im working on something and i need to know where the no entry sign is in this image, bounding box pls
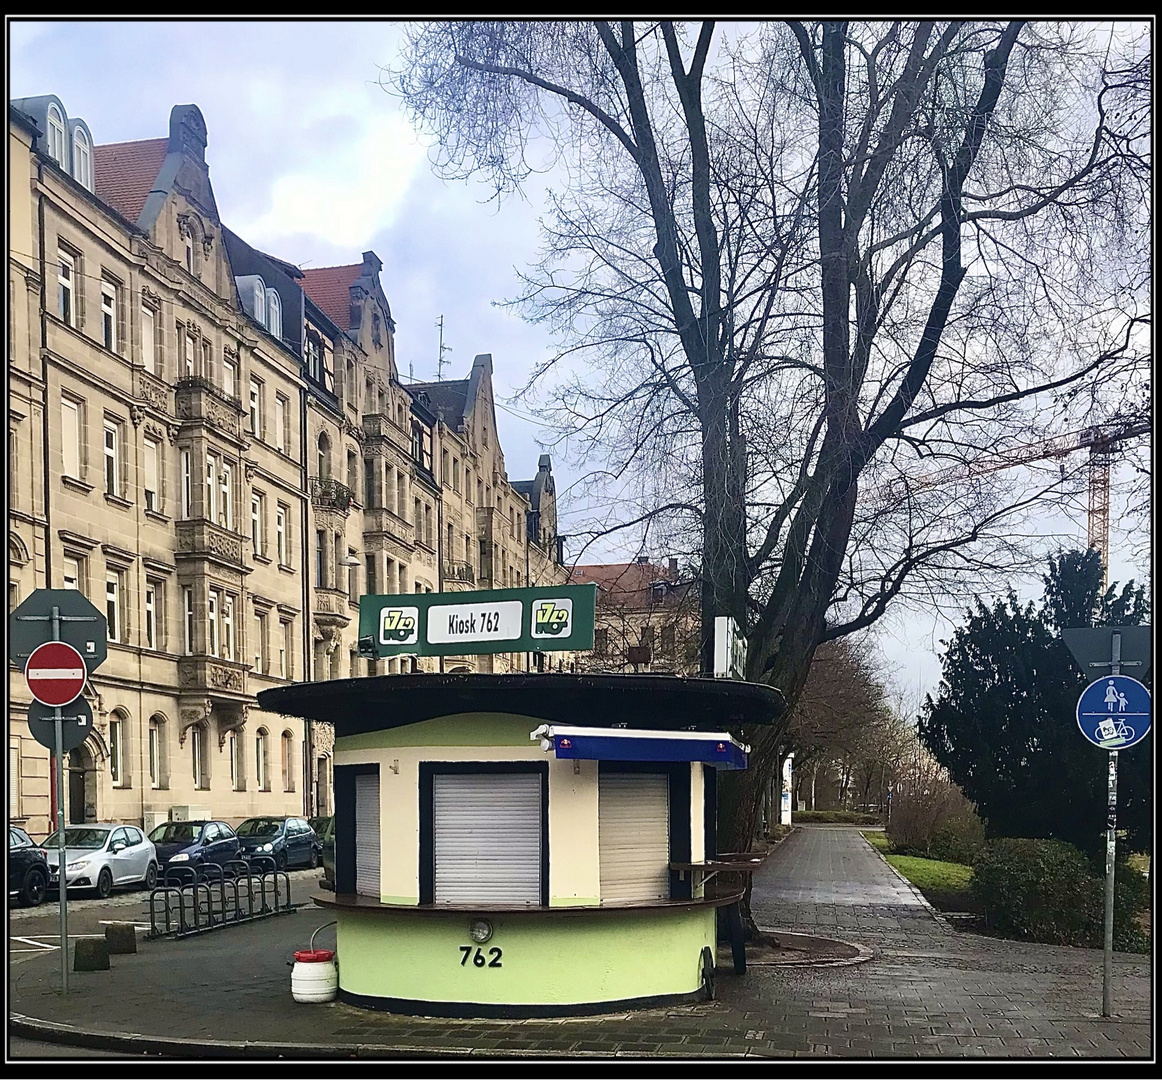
[25,640,87,707]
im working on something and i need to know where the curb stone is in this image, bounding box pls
[858,832,953,932]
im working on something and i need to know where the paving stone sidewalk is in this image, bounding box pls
[8,826,1152,1059]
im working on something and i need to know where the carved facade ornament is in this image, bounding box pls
[141,284,162,305]
[208,663,244,692]
[130,405,145,428]
[177,214,193,240]
[215,705,248,749]
[178,699,213,745]
[136,372,170,413]
[223,344,238,362]
[202,233,214,258]
[167,423,180,445]
[243,458,258,481]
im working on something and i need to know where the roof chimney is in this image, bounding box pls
[636,555,650,565]
[668,557,678,579]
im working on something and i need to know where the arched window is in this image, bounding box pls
[266,288,282,339]
[281,730,295,792]
[191,723,209,788]
[317,431,331,480]
[253,278,266,323]
[148,714,167,789]
[73,127,92,190]
[108,710,128,787]
[255,728,270,792]
[46,104,67,168]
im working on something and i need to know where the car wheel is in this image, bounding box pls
[21,867,48,907]
[275,850,287,871]
[144,862,158,890]
[308,847,320,870]
[95,867,114,900]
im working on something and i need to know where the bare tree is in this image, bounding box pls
[389,21,1151,851]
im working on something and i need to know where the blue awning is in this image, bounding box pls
[530,725,749,770]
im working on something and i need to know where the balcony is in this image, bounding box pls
[362,506,414,547]
[444,562,476,585]
[310,476,355,515]
[177,655,248,699]
[312,586,352,629]
[175,518,249,570]
[175,376,243,438]
[134,369,172,414]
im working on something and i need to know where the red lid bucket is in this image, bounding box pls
[294,949,335,963]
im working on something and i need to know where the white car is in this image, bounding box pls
[43,824,159,898]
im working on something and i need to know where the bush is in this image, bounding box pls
[971,838,1150,950]
[792,810,881,825]
[887,779,980,859]
[928,812,987,865]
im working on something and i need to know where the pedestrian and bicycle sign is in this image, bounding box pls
[1076,674,1151,750]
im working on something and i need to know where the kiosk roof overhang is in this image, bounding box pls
[532,724,750,770]
[257,673,785,736]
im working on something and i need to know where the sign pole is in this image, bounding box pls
[51,604,69,996]
[1101,632,1122,1018]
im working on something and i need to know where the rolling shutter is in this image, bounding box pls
[600,772,670,903]
[433,772,542,905]
[354,771,380,898]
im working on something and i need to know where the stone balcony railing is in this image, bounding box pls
[178,655,248,698]
[309,476,355,515]
[175,375,244,438]
[134,369,172,414]
[175,518,247,567]
[361,506,414,547]
[443,561,476,585]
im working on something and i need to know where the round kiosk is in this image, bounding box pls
[257,673,783,1018]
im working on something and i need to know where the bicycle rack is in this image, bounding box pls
[148,857,297,940]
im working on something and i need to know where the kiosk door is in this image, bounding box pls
[432,772,542,904]
[599,772,670,902]
[354,771,380,897]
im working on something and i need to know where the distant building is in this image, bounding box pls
[7,96,568,837]
[568,558,699,675]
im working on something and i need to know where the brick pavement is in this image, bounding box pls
[8,825,1152,1059]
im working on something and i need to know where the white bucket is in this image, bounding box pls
[291,949,338,1003]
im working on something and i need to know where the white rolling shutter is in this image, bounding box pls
[599,773,670,903]
[433,772,542,905]
[354,771,380,898]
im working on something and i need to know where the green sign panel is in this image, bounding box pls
[358,584,596,659]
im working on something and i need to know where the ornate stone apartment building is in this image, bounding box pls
[7,96,568,837]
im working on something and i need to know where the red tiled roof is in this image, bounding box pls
[569,562,671,593]
[301,264,361,331]
[93,138,168,224]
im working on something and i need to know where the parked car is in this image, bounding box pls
[307,815,330,836]
[42,824,158,898]
[10,826,50,907]
[235,816,320,870]
[314,816,335,890]
[148,820,240,874]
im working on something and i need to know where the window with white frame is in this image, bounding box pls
[106,570,122,642]
[191,724,206,788]
[73,126,93,190]
[266,289,282,339]
[249,377,262,437]
[282,731,294,792]
[109,715,124,785]
[183,586,194,654]
[223,354,237,400]
[63,555,81,592]
[255,729,269,791]
[144,580,158,650]
[205,451,218,520]
[207,589,219,657]
[254,278,265,320]
[275,395,289,453]
[276,504,288,565]
[184,328,197,377]
[230,732,244,791]
[218,459,233,528]
[185,234,195,275]
[348,549,359,603]
[254,610,267,674]
[222,593,234,661]
[141,304,156,374]
[180,449,192,518]
[148,717,163,788]
[47,104,67,167]
[101,279,118,352]
[279,620,291,679]
[144,436,161,512]
[58,250,76,326]
[251,492,264,556]
[103,420,120,496]
[201,339,213,382]
[61,397,81,478]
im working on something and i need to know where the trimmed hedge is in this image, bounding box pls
[792,810,882,825]
[971,838,1149,951]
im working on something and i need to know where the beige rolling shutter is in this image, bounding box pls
[599,773,670,903]
[433,772,542,905]
[354,771,380,898]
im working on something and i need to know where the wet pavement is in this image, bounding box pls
[7,826,1153,1059]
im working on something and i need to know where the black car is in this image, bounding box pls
[9,826,50,907]
[314,816,335,890]
[148,820,241,874]
[235,816,320,870]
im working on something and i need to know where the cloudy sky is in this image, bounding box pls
[9,18,1146,705]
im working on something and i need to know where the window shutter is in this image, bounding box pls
[432,773,542,905]
[354,772,380,898]
[599,773,670,903]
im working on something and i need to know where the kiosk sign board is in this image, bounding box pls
[359,584,596,659]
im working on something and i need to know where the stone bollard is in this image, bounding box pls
[105,922,137,954]
[74,937,110,971]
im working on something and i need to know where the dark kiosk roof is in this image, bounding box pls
[257,674,785,737]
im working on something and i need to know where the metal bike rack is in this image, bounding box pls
[148,857,297,940]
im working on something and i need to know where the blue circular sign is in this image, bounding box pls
[1076,675,1151,750]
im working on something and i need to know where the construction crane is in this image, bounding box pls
[888,420,1150,589]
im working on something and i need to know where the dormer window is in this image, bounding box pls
[73,127,92,191]
[253,277,266,317]
[266,289,282,340]
[47,104,67,168]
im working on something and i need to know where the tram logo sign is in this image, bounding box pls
[378,606,419,646]
[532,599,572,638]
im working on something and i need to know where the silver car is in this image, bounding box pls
[43,824,159,898]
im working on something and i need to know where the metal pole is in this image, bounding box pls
[51,604,68,995]
[1102,632,1122,1018]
